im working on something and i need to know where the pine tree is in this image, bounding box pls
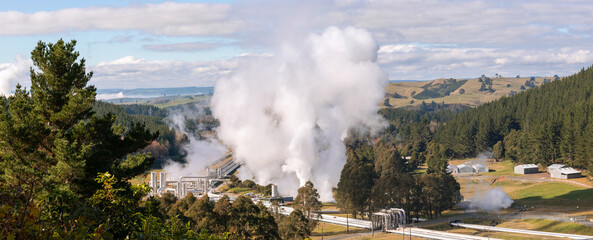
[492,140,504,160]
[0,39,157,237]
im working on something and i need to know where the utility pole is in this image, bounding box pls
[347,212,349,233]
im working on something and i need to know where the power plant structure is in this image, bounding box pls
[371,208,406,231]
[149,152,241,198]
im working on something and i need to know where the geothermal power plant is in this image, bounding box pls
[149,152,240,199]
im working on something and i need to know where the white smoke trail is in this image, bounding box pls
[211,26,387,201]
[0,55,31,96]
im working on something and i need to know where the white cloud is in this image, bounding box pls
[96,92,124,100]
[377,43,593,79]
[90,56,241,89]
[336,0,593,47]
[5,0,593,86]
[0,55,31,96]
[143,42,217,52]
[0,2,243,36]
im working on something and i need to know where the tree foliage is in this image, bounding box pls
[293,180,322,235]
[336,137,461,221]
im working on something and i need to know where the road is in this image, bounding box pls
[275,206,503,240]
[451,222,593,240]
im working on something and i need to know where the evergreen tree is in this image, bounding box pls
[492,140,504,161]
[335,140,375,218]
[0,39,156,237]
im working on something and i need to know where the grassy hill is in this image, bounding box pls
[384,76,556,108]
[106,94,211,108]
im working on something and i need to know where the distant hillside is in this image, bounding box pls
[384,76,558,108]
[97,86,213,98]
[434,66,593,170]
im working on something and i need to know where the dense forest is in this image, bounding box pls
[412,78,468,100]
[435,65,593,171]
[335,138,461,222]
[93,101,182,167]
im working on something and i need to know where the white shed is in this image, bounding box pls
[550,167,581,179]
[514,164,539,174]
[472,163,489,173]
[447,164,458,174]
[547,164,565,173]
[457,163,475,173]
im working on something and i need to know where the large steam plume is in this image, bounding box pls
[211,27,387,201]
[0,55,30,96]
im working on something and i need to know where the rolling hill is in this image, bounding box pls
[384,76,557,108]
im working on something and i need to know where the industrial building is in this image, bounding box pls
[547,164,565,173]
[457,163,475,173]
[447,164,458,174]
[472,163,488,173]
[149,153,241,198]
[514,164,539,174]
[549,166,582,179]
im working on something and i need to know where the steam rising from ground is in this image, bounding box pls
[464,151,513,212]
[469,188,514,212]
[0,55,30,96]
[211,27,387,201]
[163,105,227,180]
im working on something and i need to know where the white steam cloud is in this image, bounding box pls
[96,92,125,100]
[464,151,513,212]
[163,105,227,180]
[469,187,514,212]
[0,55,31,96]
[211,26,387,201]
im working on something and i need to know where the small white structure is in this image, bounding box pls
[472,163,489,173]
[457,163,475,173]
[271,184,279,197]
[550,167,581,179]
[447,164,459,174]
[547,164,565,174]
[514,164,539,174]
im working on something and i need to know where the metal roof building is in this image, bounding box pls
[547,164,565,173]
[550,167,581,179]
[514,164,539,174]
[472,163,489,173]
[447,164,458,174]
[457,163,475,173]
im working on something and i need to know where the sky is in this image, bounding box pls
[1,0,593,90]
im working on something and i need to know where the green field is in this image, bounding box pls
[122,94,210,108]
[502,182,593,207]
[482,161,516,176]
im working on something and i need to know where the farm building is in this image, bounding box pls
[457,163,475,173]
[472,163,489,173]
[547,164,565,173]
[514,164,539,174]
[550,167,581,179]
[447,164,458,174]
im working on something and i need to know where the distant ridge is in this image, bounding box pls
[97,86,213,96]
[389,80,425,83]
